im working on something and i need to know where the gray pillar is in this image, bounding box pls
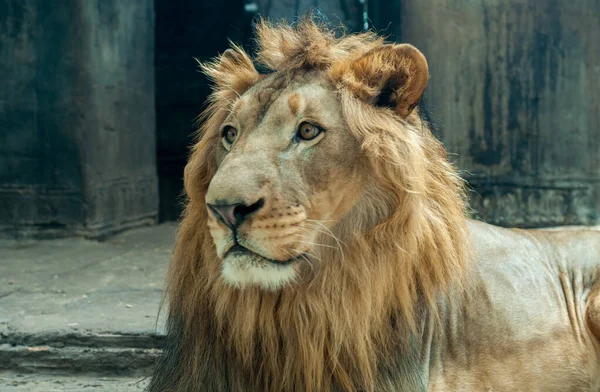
[374,0,600,227]
[0,0,158,239]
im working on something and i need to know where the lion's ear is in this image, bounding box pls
[331,44,428,118]
[200,45,260,96]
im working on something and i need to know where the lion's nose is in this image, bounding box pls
[207,198,265,230]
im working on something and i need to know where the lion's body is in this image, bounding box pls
[148,19,600,392]
[429,221,600,391]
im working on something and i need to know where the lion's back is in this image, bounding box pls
[469,219,600,282]
[438,220,600,391]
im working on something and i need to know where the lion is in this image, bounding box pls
[148,19,600,392]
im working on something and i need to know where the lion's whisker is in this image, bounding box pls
[299,248,323,262]
[291,235,338,250]
[284,249,317,274]
[297,240,337,250]
[298,253,317,274]
[304,221,347,266]
[305,219,347,246]
[295,229,344,261]
[305,224,342,242]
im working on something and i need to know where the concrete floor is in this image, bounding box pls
[0,223,177,389]
[0,373,149,391]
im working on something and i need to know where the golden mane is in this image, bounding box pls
[150,18,471,392]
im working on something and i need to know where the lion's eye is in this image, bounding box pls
[222,126,237,145]
[297,122,322,141]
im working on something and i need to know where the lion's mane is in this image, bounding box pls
[149,19,471,392]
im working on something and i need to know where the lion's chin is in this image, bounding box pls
[221,251,298,291]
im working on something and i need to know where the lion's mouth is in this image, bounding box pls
[226,244,301,266]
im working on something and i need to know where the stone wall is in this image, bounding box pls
[0,0,157,238]
[373,0,600,227]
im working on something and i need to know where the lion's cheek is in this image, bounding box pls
[307,180,362,224]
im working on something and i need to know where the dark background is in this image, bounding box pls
[1,0,599,239]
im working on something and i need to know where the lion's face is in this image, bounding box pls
[205,71,365,289]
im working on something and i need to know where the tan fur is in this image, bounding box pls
[331,43,429,117]
[287,92,301,116]
[149,18,600,392]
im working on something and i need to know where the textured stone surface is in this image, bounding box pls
[0,0,158,239]
[0,374,149,391]
[373,0,600,228]
[0,223,174,375]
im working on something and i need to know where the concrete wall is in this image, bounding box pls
[0,0,158,238]
[374,0,600,227]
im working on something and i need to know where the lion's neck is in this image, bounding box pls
[152,231,468,392]
[166,282,438,392]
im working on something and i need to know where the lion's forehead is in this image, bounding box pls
[232,71,338,128]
